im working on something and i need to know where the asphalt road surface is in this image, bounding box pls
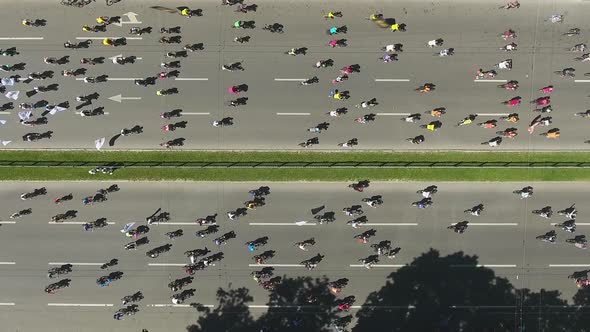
[0,0,589,151]
[0,181,588,331]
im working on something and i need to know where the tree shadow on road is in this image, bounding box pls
[353,248,587,332]
[185,249,590,332]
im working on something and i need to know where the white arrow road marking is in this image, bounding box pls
[374,79,410,82]
[109,94,141,103]
[48,262,104,266]
[112,12,142,27]
[174,78,209,81]
[249,222,317,226]
[473,79,507,83]
[276,113,310,115]
[76,37,143,40]
[248,264,305,267]
[376,113,410,116]
[109,54,142,61]
[48,303,113,307]
[0,37,43,40]
[274,78,306,81]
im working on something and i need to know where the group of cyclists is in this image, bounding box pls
[12,179,590,331]
[17,2,580,150]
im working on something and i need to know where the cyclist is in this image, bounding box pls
[457,114,477,126]
[505,113,519,123]
[324,11,342,19]
[542,128,560,139]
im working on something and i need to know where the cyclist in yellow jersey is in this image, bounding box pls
[545,130,560,139]
[97,17,105,24]
[390,23,399,31]
[333,92,341,100]
[181,8,189,16]
[426,124,435,131]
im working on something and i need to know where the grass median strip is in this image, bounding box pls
[0,167,589,181]
[2,151,590,164]
[2,151,590,181]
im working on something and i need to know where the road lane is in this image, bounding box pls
[0,0,589,150]
[0,181,588,330]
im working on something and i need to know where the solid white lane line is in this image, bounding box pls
[276,113,311,115]
[0,303,15,306]
[48,262,103,266]
[0,221,16,224]
[476,113,509,116]
[148,303,369,310]
[76,37,143,40]
[365,223,418,226]
[550,223,590,226]
[183,113,210,115]
[75,78,140,81]
[451,264,517,268]
[148,263,186,267]
[249,222,317,226]
[549,264,590,267]
[349,264,404,268]
[374,79,410,82]
[0,262,15,265]
[0,37,43,40]
[175,78,208,81]
[48,303,113,307]
[376,113,410,116]
[274,78,306,81]
[473,79,507,83]
[0,111,11,115]
[477,264,517,267]
[75,112,110,115]
[148,304,214,308]
[47,222,116,225]
[574,80,590,83]
[450,223,518,226]
[147,263,216,267]
[248,264,304,267]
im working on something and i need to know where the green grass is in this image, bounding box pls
[1,151,589,181]
[0,167,588,182]
[1,151,590,163]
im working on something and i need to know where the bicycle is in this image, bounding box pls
[61,0,94,7]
